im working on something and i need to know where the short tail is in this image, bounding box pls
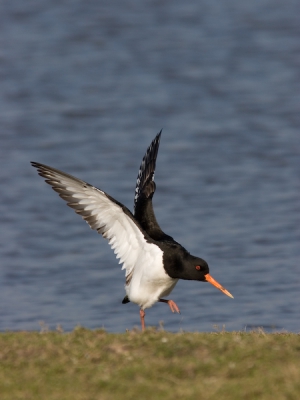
[133,130,162,214]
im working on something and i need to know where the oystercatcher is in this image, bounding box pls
[31,131,233,331]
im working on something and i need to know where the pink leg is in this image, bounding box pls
[140,309,146,331]
[159,299,180,314]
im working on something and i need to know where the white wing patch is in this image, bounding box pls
[31,162,159,280]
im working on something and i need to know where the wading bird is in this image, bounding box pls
[31,131,233,330]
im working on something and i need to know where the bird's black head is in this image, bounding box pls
[184,255,210,281]
[182,254,234,298]
[163,249,209,281]
[162,244,233,298]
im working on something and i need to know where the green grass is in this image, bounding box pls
[0,327,299,400]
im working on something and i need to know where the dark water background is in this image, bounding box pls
[1,0,299,333]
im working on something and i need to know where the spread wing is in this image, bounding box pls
[31,162,160,279]
[133,131,172,241]
[133,130,161,214]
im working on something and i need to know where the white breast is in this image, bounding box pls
[125,244,178,310]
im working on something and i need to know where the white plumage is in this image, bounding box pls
[32,163,178,310]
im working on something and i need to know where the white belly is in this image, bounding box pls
[125,248,178,310]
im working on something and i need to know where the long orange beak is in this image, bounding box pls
[205,274,234,298]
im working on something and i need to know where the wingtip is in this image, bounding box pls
[31,161,39,169]
[31,161,42,168]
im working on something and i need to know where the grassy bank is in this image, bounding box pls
[0,328,299,400]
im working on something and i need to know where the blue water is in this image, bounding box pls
[1,0,299,333]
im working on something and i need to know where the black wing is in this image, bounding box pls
[134,131,173,241]
[133,130,161,213]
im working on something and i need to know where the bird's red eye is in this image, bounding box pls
[195,265,201,271]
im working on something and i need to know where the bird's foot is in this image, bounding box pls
[140,309,146,331]
[159,299,180,314]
